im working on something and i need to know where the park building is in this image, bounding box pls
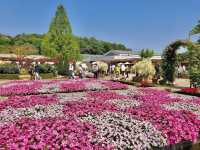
[82,50,162,65]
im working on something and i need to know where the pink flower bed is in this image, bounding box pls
[0,82,200,149]
[0,118,100,149]
[0,94,58,111]
[0,79,128,96]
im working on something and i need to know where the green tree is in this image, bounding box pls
[14,33,44,55]
[42,4,80,71]
[190,20,200,36]
[77,36,128,55]
[140,49,154,59]
[187,43,200,87]
[0,34,12,45]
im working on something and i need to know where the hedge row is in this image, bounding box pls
[0,64,19,74]
[0,73,55,80]
[0,74,19,80]
[40,73,55,79]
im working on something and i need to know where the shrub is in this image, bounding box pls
[0,64,19,74]
[40,73,55,79]
[20,68,28,75]
[181,87,199,94]
[131,59,155,80]
[190,71,200,88]
[140,49,154,58]
[56,63,68,75]
[0,74,19,80]
[39,64,56,74]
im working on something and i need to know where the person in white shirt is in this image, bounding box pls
[120,63,126,77]
[92,63,99,79]
[111,64,115,74]
[68,63,75,79]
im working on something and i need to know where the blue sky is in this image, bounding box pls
[0,0,199,52]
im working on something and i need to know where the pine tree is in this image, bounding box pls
[42,4,80,65]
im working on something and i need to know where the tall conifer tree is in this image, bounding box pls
[42,5,80,65]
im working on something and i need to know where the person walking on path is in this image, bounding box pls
[34,62,41,80]
[114,64,120,79]
[120,63,126,77]
[92,62,99,79]
[28,65,34,80]
[125,65,130,79]
[78,65,84,79]
[68,63,75,79]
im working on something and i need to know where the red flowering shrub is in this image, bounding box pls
[181,88,199,94]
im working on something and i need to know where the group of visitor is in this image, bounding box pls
[177,65,186,78]
[110,63,130,79]
[68,63,86,79]
[29,62,41,80]
[27,61,133,80]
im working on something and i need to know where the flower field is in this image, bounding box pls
[0,79,200,149]
[0,79,127,96]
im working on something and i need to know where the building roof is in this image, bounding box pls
[82,54,162,63]
[104,50,133,56]
[133,50,162,56]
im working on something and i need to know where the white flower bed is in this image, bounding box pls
[163,102,200,118]
[38,84,60,93]
[168,93,196,101]
[0,104,64,125]
[58,92,86,103]
[108,99,140,109]
[85,81,107,90]
[79,112,167,149]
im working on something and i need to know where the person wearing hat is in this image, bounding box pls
[92,62,99,79]
[28,64,34,80]
[68,63,75,79]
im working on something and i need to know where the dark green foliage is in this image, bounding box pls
[189,71,200,88]
[40,73,55,79]
[14,33,44,55]
[0,33,128,55]
[187,43,200,87]
[162,40,200,87]
[190,20,200,36]
[0,64,20,74]
[77,37,128,55]
[176,51,189,63]
[0,34,13,45]
[0,33,43,55]
[56,62,68,75]
[0,74,19,80]
[139,49,154,59]
[161,40,189,83]
[38,64,56,74]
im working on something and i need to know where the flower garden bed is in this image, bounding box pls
[0,79,128,96]
[0,80,200,149]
